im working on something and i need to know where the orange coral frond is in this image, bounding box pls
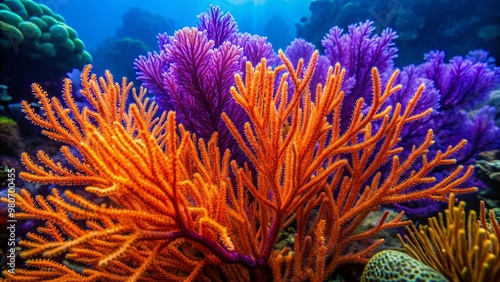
[5,65,246,281]
[4,45,478,282]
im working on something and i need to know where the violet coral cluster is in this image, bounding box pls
[140,7,500,218]
[136,7,500,219]
[135,5,277,161]
[391,50,500,217]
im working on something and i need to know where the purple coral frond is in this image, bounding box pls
[163,27,216,138]
[159,27,247,154]
[198,5,238,47]
[285,38,315,68]
[465,49,497,67]
[418,50,500,110]
[165,27,214,101]
[134,52,169,99]
[391,65,441,113]
[236,33,278,67]
[321,20,398,134]
[322,20,398,100]
[465,106,500,156]
[157,32,173,52]
[210,42,243,110]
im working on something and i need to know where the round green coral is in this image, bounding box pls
[20,0,42,17]
[40,14,57,26]
[29,16,48,31]
[0,9,23,26]
[40,42,55,57]
[0,4,11,11]
[0,21,23,47]
[59,38,75,53]
[1,0,91,104]
[1,0,89,59]
[49,24,68,42]
[360,250,448,282]
[4,0,27,19]
[18,20,41,39]
[73,38,85,53]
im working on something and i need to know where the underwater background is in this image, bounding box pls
[1,0,500,281]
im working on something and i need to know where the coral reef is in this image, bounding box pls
[390,49,500,218]
[475,153,500,212]
[290,20,500,219]
[136,6,500,219]
[92,37,149,86]
[115,7,175,51]
[1,45,476,280]
[1,3,499,281]
[476,159,500,184]
[135,6,277,162]
[0,0,91,103]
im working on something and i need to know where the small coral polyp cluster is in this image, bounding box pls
[1,4,499,282]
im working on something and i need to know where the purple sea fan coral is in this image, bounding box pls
[415,50,500,160]
[392,50,500,218]
[387,65,441,154]
[315,21,499,218]
[235,32,279,67]
[135,5,278,158]
[161,28,243,143]
[419,50,500,111]
[197,5,238,46]
[321,21,398,131]
[322,21,398,98]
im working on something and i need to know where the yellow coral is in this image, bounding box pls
[398,194,500,282]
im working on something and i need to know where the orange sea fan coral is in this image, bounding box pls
[2,50,476,281]
[5,66,247,281]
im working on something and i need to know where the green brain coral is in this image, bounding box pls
[360,250,448,282]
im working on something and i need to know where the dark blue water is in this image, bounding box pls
[54,0,309,51]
